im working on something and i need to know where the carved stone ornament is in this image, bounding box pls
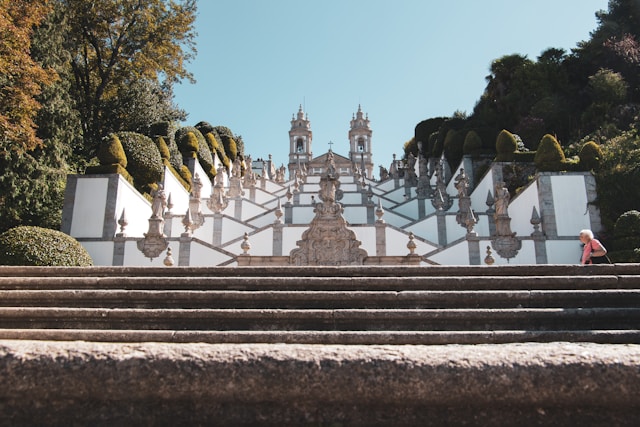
[290,161,367,266]
[207,172,229,214]
[137,217,169,260]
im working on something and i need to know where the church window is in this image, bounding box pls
[296,139,304,152]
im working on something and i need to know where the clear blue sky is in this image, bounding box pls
[173,0,608,174]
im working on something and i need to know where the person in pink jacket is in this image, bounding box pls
[579,229,609,264]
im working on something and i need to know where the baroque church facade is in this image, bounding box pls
[61,106,603,267]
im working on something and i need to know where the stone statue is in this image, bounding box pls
[494,181,510,216]
[232,157,242,178]
[454,168,468,198]
[379,165,389,181]
[326,150,336,177]
[151,185,167,219]
[191,173,202,199]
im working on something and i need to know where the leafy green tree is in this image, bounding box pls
[595,129,640,228]
[0,0,57,152]
[60,0,197,157]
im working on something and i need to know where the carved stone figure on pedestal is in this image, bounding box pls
[290,153,367,266]
[151,185,167,219]
[491,181,521,260]
[137,184,169,259]
[431,159,452,211]
[455,168,471,227]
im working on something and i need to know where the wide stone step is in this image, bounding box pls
[1,307,639,331]
[1,275,639,291]
[0,264,636,279]
[0,328,639,345]
[1,289,639,309]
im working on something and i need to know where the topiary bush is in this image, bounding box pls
[611,210,640,263]
[175,126,215,178]
[443,129,464,170]
[462,130,482,155]
[85,134,133,183]
[117,131,164,193]
[206,132,230,170]
[0,226,93,266]
[495,129,517,162]
[534,134,566,171]
[579,141,603,171]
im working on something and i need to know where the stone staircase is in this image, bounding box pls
[2,264,640,426]
[0,264,639,344]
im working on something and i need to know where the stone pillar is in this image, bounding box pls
[533,237,548,264]
[112,236,126,266]
[417,197,426,219]
[249,185,256,203]
[212,213,223,246]
[584,173,603,234]
[163,214,174,237]
[293,191,300,205]
[537,173,558,239]
[367,204,375,224]
[375,222,386,256]
[234,198,242,220]
[273,222,283,256]
[467,234,481,265]
[284,203,293,224]
[436,211,447,246]
[178,234,191,266]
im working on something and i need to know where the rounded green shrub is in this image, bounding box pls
[98,134,127,167]
[0,226,93,266]
[614,210,640,249]
[463,130,482,155]
[495,129,517,161]
[221,134,238,161]
[578,141,603,171]
[534,134,566,170]
[117,131,164,189]
[610,210,640,262]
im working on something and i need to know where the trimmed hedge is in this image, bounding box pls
[462,130,483,155]
[117,131,164,192]
[579,141,603,171]
[175,126,215,178]
[495,129,517,161]
[86,134,133,183]
[97,134,127,167]
[0,226,93,266]
[535,134,567,171]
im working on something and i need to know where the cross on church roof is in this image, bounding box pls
[328,140,334,150]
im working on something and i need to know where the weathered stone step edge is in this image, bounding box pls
[1,289,639,309]
[1,340,639,426]
[1,328,639,344]
[1,307,638,331]
[0,264,637,278]
[2,275,639,290]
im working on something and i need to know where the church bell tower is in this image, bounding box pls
[348,105,373,179]
[288,105,313,180]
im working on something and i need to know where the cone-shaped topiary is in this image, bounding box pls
[0,226,93,266]
[495,129,517,161]
[579,141,603,171]
[444,129,464,169]
[534,134,566,170]
[86,134,133,182]
[155,136,171,161]
[98,134,127,167]
[463,130,482,155]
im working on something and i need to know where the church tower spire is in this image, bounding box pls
[288,105,313,180]
[348,105,373,179]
